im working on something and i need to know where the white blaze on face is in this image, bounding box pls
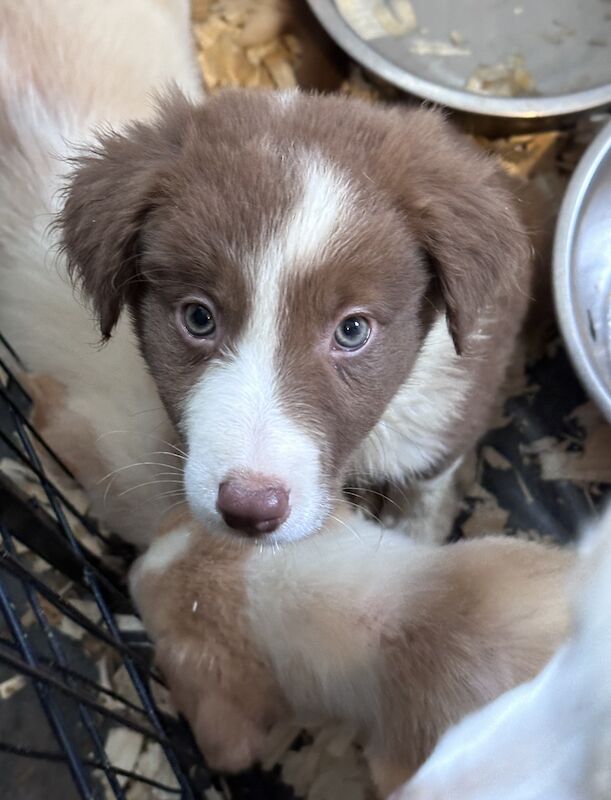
[183,152,353,543]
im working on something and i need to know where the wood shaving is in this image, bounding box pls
[279,724,371,800]
[0,674,27,701]
[192,0,298,91]
[260,721,303,770]
[115,614,145,633]
[526,404,611,483]
[127,742,179,799]
[482,446,513,471]
[479,131,562,179]
[59,615,87,641]
[105,728,144,791]
[149,678,178,719]
[462,487,511,538]
[109,663,141,709]
[70,599,102,624]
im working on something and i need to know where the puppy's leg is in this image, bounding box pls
[132,524,291,773]
[155,634,289,773]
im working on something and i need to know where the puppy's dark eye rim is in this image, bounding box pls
[179,301,217,339]
[333,314,372,350]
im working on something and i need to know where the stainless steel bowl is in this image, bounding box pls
[554,119,611,424]
[307,0,611,126]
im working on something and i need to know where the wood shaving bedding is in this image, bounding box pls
[0,675,27,701]
[192,0,299,91]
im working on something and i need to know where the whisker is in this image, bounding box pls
[98,461,183,484]
[116,478,185,499]
[154,489,187,501]
[100,462,183,503]
[146,450,188,462]
[327,513,364,546]
[127,406,165,417]
[95,429,187,457]
[343,486,403,514]
[334,495,379,522]
[164,499,188,514]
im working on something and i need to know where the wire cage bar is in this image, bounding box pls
[0,336,211,800]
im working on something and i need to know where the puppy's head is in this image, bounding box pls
[61,89,527,543]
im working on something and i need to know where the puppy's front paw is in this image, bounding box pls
[192,691,276,772]
[154,634,288,773]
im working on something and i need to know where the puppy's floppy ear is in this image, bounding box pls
[59,94,191,339]
[385,108,531,355]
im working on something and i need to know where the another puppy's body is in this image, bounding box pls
[394,507,611,800]
[131,509,573,794]
[0,0,203,544]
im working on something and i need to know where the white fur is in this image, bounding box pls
[354,314,473,481]
[134,526,192,576]
[394,507,611,800]
[276,88,299,111]
[184,340,329,545]
[0,0,204,545]
[378,456,464,544]
[184,154,353,544]
[244,513,421,735]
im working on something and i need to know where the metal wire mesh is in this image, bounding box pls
[0,333,211,800]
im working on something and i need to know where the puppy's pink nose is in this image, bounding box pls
[217,476,290,535]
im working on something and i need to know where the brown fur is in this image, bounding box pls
[18,372,106,490]
[133,507,288,771]
[59,91,532,529]
[131,512,573,795]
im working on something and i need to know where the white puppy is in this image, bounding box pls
[0,0,203,544]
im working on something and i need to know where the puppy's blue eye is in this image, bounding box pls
[334,316,370,350]
[183,303,216,338]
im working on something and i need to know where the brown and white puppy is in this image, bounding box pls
[61,89,532,546]
[393,505,611,800]
[130,507,573,796]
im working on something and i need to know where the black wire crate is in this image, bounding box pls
[0,334,212,800]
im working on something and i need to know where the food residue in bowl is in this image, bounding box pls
[466,55,537,97]
[336,0,417,41]
[409,36,471,56]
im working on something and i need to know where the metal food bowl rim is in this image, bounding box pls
[307,0,611,120]
[553,118,611,424]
